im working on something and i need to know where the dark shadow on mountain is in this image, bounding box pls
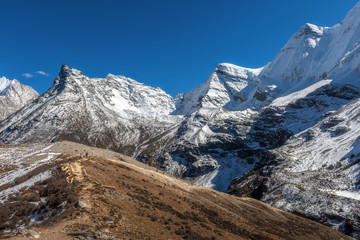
[227,83,360,197]
[339,136,360,189]
[246,83,360,150]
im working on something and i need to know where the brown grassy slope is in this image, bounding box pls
[50,141,158,170]
[9,152,353,240]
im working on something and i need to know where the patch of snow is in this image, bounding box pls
[271,79,332,107]
[333,191,360,201]
[0,170,53,203]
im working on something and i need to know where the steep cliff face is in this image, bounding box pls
[0,77,39,121]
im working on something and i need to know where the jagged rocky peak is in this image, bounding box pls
[57,64,175,115]
[59,63,86,79]
[49,65,82,99]
[52,63,81,89]
[59,63,70,78]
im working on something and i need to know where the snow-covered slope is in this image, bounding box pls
[0,143,59,203]
[0,77,39,120]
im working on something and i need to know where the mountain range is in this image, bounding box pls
[1,1,360,238]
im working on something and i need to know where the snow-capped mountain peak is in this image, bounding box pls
[261,2,360,82]
[48,64,176,118]
[260,22,326,81]
[174,63,263,115]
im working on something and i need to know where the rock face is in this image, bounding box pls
[0,77,39,120]
[1,2,360,238]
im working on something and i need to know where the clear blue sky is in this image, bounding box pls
[0,0,358,96]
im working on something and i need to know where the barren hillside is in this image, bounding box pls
[0,142,352,240]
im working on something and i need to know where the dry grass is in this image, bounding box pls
[4,152,354,240]
[0,161,79,239]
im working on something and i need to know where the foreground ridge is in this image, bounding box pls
[0,142,353,240]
